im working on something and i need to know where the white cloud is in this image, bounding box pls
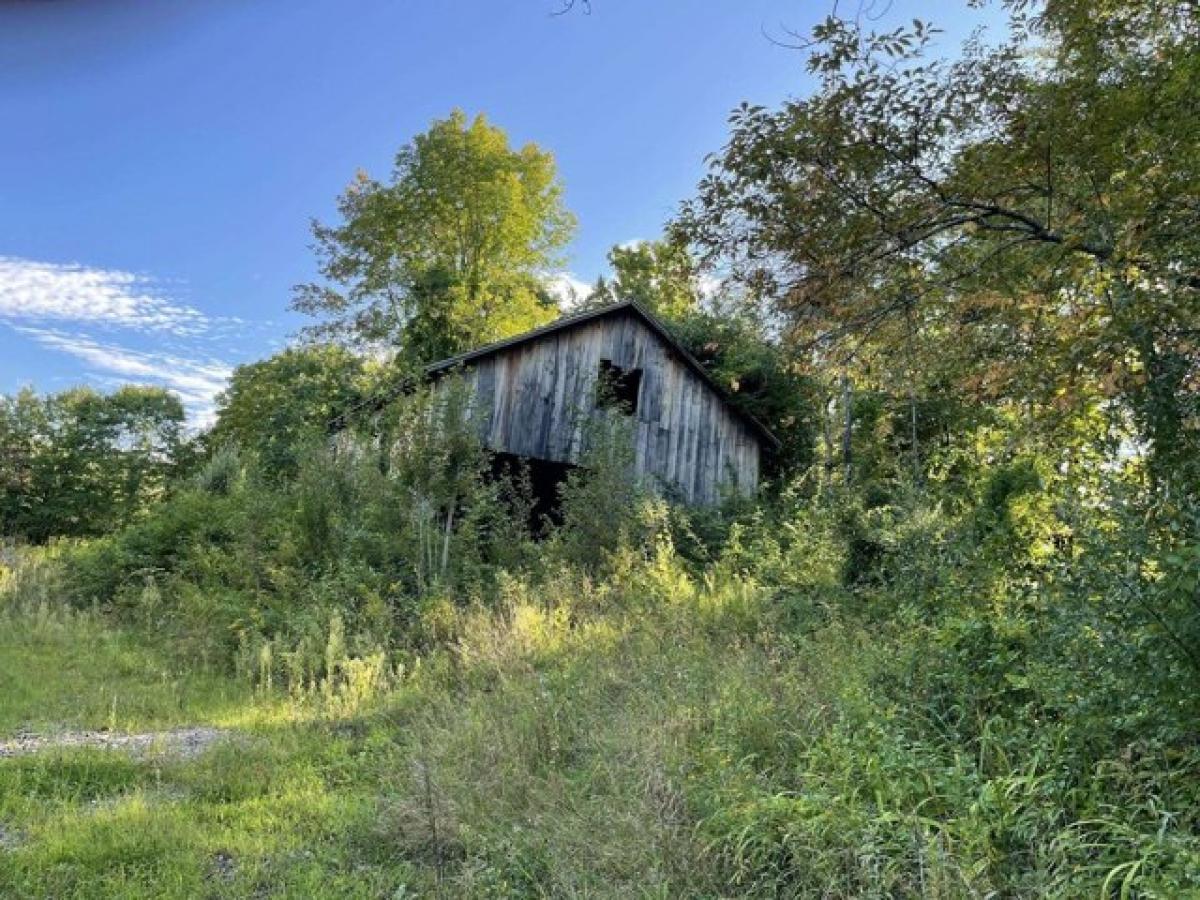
[697,273,723,302]
[0,256,209,335]
[16,327,232,427]
[0,256,276,427]
[546,272,593,309]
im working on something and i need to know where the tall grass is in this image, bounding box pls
[3,418,1199,895]
[0,546,256,734]
[3,531,1200,896]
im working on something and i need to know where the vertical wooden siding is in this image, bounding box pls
[447,310,761,505]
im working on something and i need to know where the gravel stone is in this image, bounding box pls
[0,727,229,761]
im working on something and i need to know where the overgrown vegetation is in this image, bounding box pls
[3,388,1198,895]
[2,0,1198,895]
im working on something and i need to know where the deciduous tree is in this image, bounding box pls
[294,110,576,369]
[0,386,185,541]
[676,0,1199,492]
[585,239,701,320]
[208,345,366,479]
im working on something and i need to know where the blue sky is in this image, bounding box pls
[0,0,999,424]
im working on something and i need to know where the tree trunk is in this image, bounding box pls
[905,301,921,484]
[823,387,836,482]
[440,503,455,578]
[841,374,853,482]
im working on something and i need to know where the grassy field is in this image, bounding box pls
[4,553,1198,898]
[0,569,789,898]
[0,603,254,736]
[0,598,402,898]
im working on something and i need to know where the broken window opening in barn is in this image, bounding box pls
[595,359,642,415]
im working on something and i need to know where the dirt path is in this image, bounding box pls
[0,824,21,851]
[0,726,230,761]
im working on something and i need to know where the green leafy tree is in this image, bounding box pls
[208,345,366,479]
[294,110,576,368]
[0,385,184,542]
[672,0,1200,712]
[586,239,700,320]
[105,385,188,521]
[676,0,1200,494]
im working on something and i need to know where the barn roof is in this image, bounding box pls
[426,300,781,450]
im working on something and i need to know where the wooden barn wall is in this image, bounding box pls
[442,311,761,505]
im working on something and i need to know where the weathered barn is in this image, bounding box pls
[426,301,778,506]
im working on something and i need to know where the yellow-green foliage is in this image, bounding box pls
[4,395,1200,898]
[3,512,1200,897]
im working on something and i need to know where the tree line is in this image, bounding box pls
[4,0,1196,552]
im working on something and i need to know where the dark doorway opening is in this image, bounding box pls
[489,451,575,536]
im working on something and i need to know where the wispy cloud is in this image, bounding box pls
[0,256,268,426]
[697,272,722,302]
[547,272,592,309]
[15,327,232,426]
[0,256,210,335]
